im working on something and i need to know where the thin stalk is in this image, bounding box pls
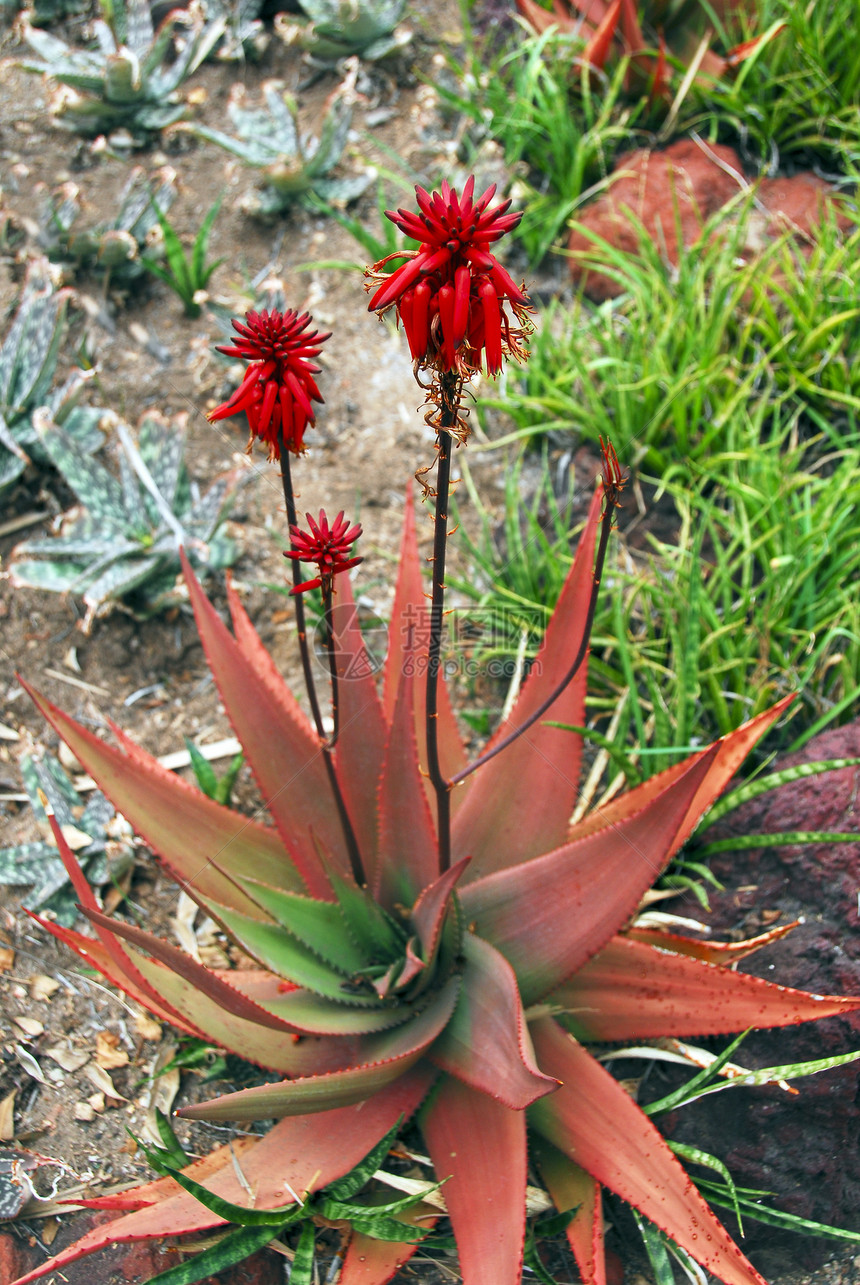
[448,491,619,791]
[428,372,460,875]
[280,448,326,741]
[281,441,365,886]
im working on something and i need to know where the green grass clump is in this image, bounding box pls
[482,202,860,473]
[453,420,860,779]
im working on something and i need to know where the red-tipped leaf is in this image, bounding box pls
[182,552,342,897]
[532,1140,607,1285]
[374,665,440,908]
[554,933,860,1041]
[428,933,558,1109]
[22,681,287,919]
[452,487,601,880]
[461,744,720,1004]
[177,981,457,1121]
[11,1069,435,1285]
[331,576,388,870]
[423,1076,528,1285]
[529,1018,768,1285]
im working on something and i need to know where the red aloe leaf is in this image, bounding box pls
[583,0,622,68]
[225,572,311,732]
[567,696,794,850]
[11,1069,436,1285]
[41,814,197,1034]
[28,915,205,1037]
[182,551,340,897]
[625,920,800,963]
[83,908,301,1033]
[411,856,470,961]
[617,0,643,50]
[428,933,559,1109]
[452,487,601,880]
[177,980,457,1122]
[461,744,720,1004]
[22,681,294,918]
[532,1140,607,1285]
[384,485,467,814]
[111,932,357,1075]
[553,933,860,1041]
[69,1136,260,1211]
[213,972,417,1035]
[375,665,439,907]
[422,1075,528,1285]
[331,574,388,871]
[339,1205,439,1284]
[529,1018,768,1285]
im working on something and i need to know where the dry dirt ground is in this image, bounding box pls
[0,7,858,1284]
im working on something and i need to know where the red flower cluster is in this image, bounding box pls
[367,177,532,376]
[209,309,330,460]
[285,510,363,595]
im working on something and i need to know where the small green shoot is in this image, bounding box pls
[185,739,245,807]
[142,198,224,318]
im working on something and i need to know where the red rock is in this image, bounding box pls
[569,139,852,300]
[569,139,745,300]
[0,1229,40,1283]
[758,170,854,241]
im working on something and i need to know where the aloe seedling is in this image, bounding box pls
[194,0,270,60]
[13,180,860,1285]
[0,752,134,927]
[188,77,372,217]
[285,0,411,62]
[19,0,226,143]
[0,258,105,495]
[33,167,178,285]
[141,195,224,317]
[10,409,243,631]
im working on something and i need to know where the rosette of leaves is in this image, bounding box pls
[287,0,411,62]
[0,751,134,927]
[34,166,178,284]
[10,410,243,631]
[188,79,372,217]
[18,0,226,143]
[192,0,270,61]
[0,258,105,495]
[12,491,860,1285]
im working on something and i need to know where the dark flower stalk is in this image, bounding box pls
[368,177,533,874]
[210,307,365,884]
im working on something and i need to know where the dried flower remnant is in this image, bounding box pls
[209,308,330,459]
[285,510,363,595]
[367,177,532,377]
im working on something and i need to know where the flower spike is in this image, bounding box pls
[285,510,363,595]
[366,177,532,378]
[209,308,330,460]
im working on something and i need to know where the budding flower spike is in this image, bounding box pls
[209,308,330,459]
[367,176,532,376]
[285,509,363,595]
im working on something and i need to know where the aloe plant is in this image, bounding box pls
[0,258,105,495]
[188,78,372,217]
[34,166,178,284]
[287,0,411,62]
[19,0,226,143]
[197,0,270,60]
[0,752,134,927]
[10,409,243,631]
[11,181,860,1285]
